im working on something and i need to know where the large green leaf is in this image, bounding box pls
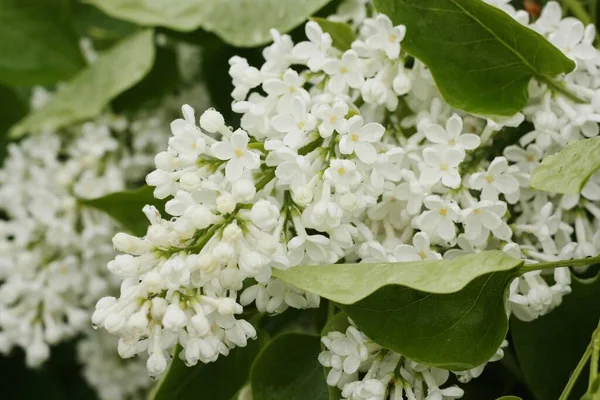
[530,137,600,195]
[251,333,329,400]
[150,335,268,400]
[10,29,155,138]
[0,0,84,86]
[373,0,575,116]
[511,274,600,400]
[85,0,333,47]
[274,251,523,370]
[80,186,166,236]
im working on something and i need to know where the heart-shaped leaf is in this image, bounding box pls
[251,333,329,400]
[86,0,333,47]
[10,29,155,138]
[373,0,575,116]
[530,137,600,195]
[274,251,523,369]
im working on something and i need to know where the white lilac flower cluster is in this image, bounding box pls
[320,319,506,400]
[93,0,600,397]
[78,330,150,400]
[0,102,144,367]
[0,83,210,398]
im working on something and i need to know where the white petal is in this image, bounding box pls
[272,115,297,133]
[456,134,481,150]
[437,218,456,241]
[446,114,463,137]
[424,124,450,144]
[225,158,244,181]
[354,142,377,164]
[211,142,234,160]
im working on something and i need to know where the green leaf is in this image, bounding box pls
[0,85,28,167]
[311,17,355,51]
[274,251,523,370]
[85,0,333,47]
[251,333,329,400]
[0,0,85,86]
[10,29,155,138]
[71,3,138,49]
[530,137,600,195]
[373,0,575,116]
[113,45,181,112]
[511,274,600,400]
[150,335,269,400]
[80,186,165,236]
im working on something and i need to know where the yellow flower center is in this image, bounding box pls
[473,208,482,215]
[340,66,349,74]
[337,167,346,175]
[419,251,427,259]
[298,121,306,129]
[449,139,456,146]
[486,175,494,183]
[527,153,535,162]
[440,163,448,171]
[351,134,359,142]
[439,208,448,216]
[389,34,397,42]
[235,149,244,157]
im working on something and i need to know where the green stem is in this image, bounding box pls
[255,168,276,192]
[561,0,592,24]
[519,254,600,274]
[539,76,586,103]
[591,322,600,392]
[559,341,593,400]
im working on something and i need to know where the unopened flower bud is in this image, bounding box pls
[200,109,225,133]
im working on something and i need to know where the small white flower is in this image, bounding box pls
[287,233,330,265]
[292,21,333,71]
[503,144,543,173]
[394,232,441,262]
[315,100,349,138]
[418,196,461,242]
[369,147,404,189]
[263,69,310,114]
[420,147,464,189]
[364,14,406,59]
[229,56,262,100]
[272,148,310,191]
[323,50,365,93]
[462,200,511,243]
[324,159,362,192]
[425,114,480,153]
[550,19,597,62]
[340,115,385,164]
[469,157,520,202]
[271,97,317,149]
[211,129,261,181]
